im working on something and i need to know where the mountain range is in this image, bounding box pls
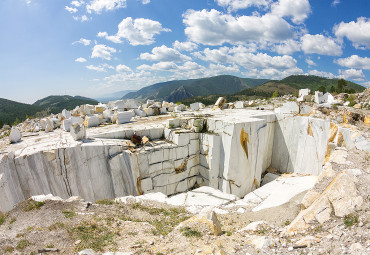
[122,75,270,102]
[123,75,365,102]
[0,75,366,127]
[0,95,98,126]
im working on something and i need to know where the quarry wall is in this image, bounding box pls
[0,111,368,212]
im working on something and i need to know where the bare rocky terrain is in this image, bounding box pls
[0,145,368,255]
[0,90,369,255]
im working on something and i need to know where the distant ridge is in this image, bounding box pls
[94,90,137,103]
[236,75,366,97]
[122,75,270,102]
[0,95,97,126]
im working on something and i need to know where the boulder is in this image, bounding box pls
[62,118,73,132]
[144,108,154,116]
[134,109,146,117]
[214,97,226,110]
[84,116,100,128]
[178,207,222,236]
[9,127,22,143]
[70,123,86,141]
[113,112,132,124]
[284,171,363,235]
[190,102,204,111]
[61,109,71,119]
[45,123,53,133]
[234,101,244,109]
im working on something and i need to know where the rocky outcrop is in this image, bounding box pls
[284,170,363,235]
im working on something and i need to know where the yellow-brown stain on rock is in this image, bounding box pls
[324,144,331,164]
[137,177,143,195]
[328,123,338,143]
[337,132,345,147]
[254,178,259,189]
[343,112,348,124]
[240,128,249,159]
[307,122,313,136]
[365,116,370,125]
[175,160,187,174]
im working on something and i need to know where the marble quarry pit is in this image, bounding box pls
[0,108,368,213]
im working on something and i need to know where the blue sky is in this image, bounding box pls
[1,0,370,103]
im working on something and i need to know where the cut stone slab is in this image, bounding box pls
[261,173,279,186]
[9,127,22,143]
[31,194,63,202]
[167,186,238,208]
[241,174,317,212]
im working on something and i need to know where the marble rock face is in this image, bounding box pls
[9,127,22,143]
[1,108,368,213]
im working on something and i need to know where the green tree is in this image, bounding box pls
[271,90,278,98]
[318,85,326,94]
[330,85,336,93]
[337,79,347,93]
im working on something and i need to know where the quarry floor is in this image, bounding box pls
[0,149,369,255]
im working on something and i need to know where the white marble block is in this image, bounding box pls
[234,101,244,109]
[70,123,86,140]
[62,109,71,119]
[84,116,100,128]
[113,112,132,124]
[9,127,22,143]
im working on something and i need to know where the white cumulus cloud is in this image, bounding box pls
[91,44,116,60]
[65,6,78,13]
[75,57,87,62]
[183,9,293,46]
[71,0,85,7]
[305,57,316,66]
[335,55,370,70]
[272,39,300,55]
[140,45,191,62]
[116,64,132,73]
[99,17,170,45]
[301,34,342,56]
[270,0,311,25]
[215,0,272,12]
[173,41,198,52]
[87,0,127,14]
[86,63,114,72]
[72,38,91,46]
[308,70,335,79]
[334,17,370,49]
[338,69,365,81]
